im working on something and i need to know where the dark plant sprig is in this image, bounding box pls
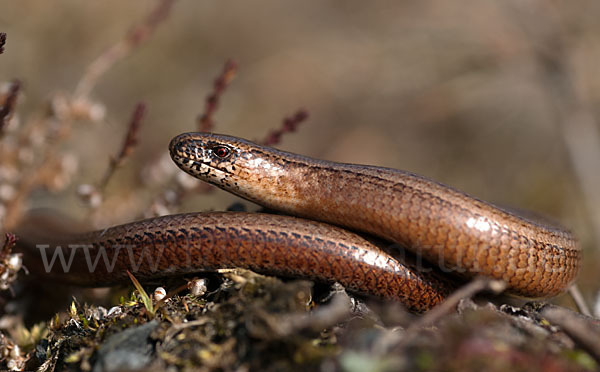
[0,80,21,135]
[145,60,239,215]
[0,33,6,54]
[197,60,238,132]
[1,233,16,258]
[0,233,21,291]
[2,2,174,230]
[261,109,308,146]
[99,103,146,189]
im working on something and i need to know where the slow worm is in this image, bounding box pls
[16,132,581,312]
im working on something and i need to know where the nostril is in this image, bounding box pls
[169,133,196,154]
[169,134,205,164]
[169,139,191,158]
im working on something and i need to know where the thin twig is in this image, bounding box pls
[374,278,507,354]
[0,80,21,135]
[99,103,146,190]
[559,109,600,243]
[248,292,351,339]
[568,285,592,316]
[411,277,506,329]
[260,109,308,146]
[74,0,177,99]
[144,60,239,216]
[163,318,210,344]
[541,305,600,364]
[197,60,238,132]
[4,3,173,227]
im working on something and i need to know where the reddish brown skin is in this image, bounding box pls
[16,132,581,313]
[17,212,451,313]
[169,133,581,299]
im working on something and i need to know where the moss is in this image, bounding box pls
[20,271,596,372]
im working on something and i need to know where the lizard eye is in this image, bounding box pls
[212,145,232,159]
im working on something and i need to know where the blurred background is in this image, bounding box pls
[0,1,598,304]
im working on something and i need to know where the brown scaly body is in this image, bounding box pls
[17,212,450,313]
[16,132,580,313]
[170,132,580,298]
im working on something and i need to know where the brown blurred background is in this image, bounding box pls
[1,1,598,303]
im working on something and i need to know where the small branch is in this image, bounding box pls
[74,0,177,99]
[0,80,21,135]
[412,277,506,329]
[372,278,507,354]
[260,109,308,146]
[163,319,210,345]
[99,103,146,190]
[0,33,6,54]
[4,3,172,226]
[568,285,591,316]
[541,305,600,364]
[197,60,238,132]
[247,292,352,338]
[146,60,240,216]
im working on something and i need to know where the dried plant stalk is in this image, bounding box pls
[197,60,238,132]
[261,109,308,146]
[0,80,21,135]
[99,103,146,190]
[0,33,6,54]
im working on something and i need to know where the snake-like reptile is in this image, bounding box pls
[16,133,581,312]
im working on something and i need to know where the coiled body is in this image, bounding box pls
[16,132,581,312]
[169,133,580,298]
